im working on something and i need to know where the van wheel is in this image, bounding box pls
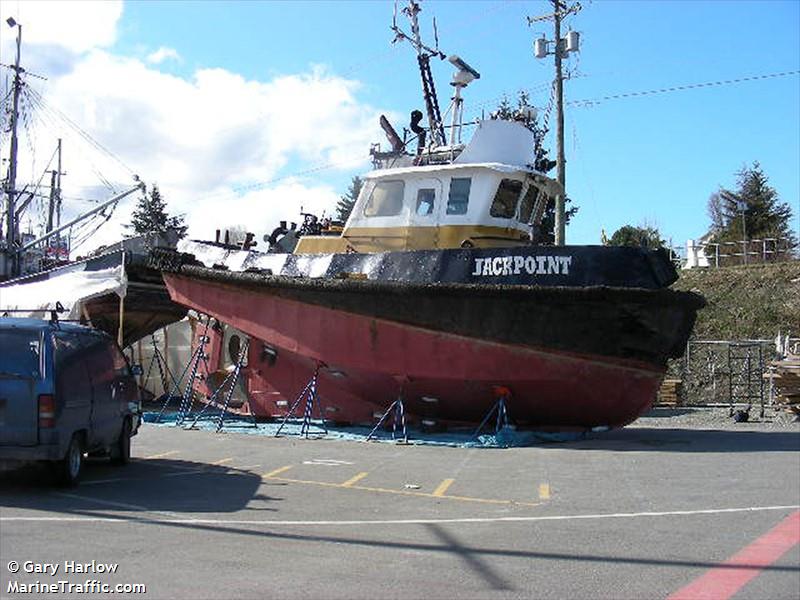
[111,419,131,466]
[56,434,83,486]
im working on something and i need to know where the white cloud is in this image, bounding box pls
[8,52,386,254]
[146,46,181,65]
[2,1,395,257]
[0,0,121,54]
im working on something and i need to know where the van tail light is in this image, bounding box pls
[38,394,56,428]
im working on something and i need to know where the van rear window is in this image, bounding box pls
[0,330,41,378]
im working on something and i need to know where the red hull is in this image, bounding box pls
[166,274,663,429]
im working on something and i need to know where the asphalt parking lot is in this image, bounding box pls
[2,412,799,599]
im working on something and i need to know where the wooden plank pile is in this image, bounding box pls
[656,378,682,407]
[770,354,800,414]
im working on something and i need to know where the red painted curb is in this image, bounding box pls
[667,510,800,600]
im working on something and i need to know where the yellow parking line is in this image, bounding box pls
[432,478,455,497]
[539,483,551,500]
[211,457,234,466]
[341,472,369,487]
[263,465,293,479]
[267,475,540,507]
[143,450,179,460]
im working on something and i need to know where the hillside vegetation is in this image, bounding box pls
[673,260,800,340]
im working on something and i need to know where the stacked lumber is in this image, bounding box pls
[657,378,682,407]
[770,354,800,414]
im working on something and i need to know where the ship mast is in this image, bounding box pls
[3,18,23,270]
[0,18,142,281]
[46,139,64,233]
[392,1,446,148]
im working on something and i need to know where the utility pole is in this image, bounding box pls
[553,4,566,246]
[4,18,23,265]
[530,1,581,246]
[738,199,748,265]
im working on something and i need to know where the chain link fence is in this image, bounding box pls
[675,337,799,412]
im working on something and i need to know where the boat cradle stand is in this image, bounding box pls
[275,363,329,438]
[141,334,182,409]
[366,379,409,444]
[154,315,214,424]
[186,337,258,432]
[472,386,513,439]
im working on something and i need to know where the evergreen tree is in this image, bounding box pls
[491,92,578,244]
[706,162,796,261]
[336,176,363,223]
[608,224,665,249]
[126,184,188,239]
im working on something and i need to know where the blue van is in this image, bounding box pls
[0,317,141,485]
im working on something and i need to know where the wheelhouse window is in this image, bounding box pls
[446,178,471,215]
[490,179,523,218]
[364,180,405,217]
[416,188,435,216]
[518,183,540,223]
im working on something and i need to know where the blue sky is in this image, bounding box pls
[1,0,798,251]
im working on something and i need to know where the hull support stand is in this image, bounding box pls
[186,338,257,432]
[275,363,328,438]
[155,315,211,424]
[366,394,408,444]
[473,386,513,438]
[143,334,181,409]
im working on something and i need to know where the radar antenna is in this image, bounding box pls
[391,1,446,148]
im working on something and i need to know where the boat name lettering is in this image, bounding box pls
[471,255,573,277]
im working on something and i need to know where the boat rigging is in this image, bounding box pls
[1,16,143,281]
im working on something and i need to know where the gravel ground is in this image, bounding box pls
[633,405,800,430]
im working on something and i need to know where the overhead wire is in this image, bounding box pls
[25,86,135,177]
[206,67,800,204]
[227,154,371,197]
[23,88,123,193]
[70,207,117,253]
[16,143,58,235]
[4,80,130,246]
[566,70,800,107]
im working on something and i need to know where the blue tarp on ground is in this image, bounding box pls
[142,411,589,448]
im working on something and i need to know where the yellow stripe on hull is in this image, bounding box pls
[294,225,530,255]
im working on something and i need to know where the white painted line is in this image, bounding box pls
[4,504,798,526]
[142,450,180,460]
[302,459,354,466]
[54,492,199,522]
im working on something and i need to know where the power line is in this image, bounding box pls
[567,70,800,107]
[25,86,135,176]
[228,155,370,196]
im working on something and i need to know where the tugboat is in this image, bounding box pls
[155,2,704,430]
